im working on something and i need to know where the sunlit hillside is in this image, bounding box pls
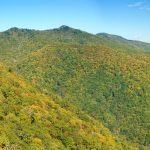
[0,26,149,149]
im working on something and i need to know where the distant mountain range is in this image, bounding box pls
[0,25,149,150]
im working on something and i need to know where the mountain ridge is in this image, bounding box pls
[0,26,149,44]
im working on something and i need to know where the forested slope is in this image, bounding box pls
[0,26,149,149]
[0,63,138,149]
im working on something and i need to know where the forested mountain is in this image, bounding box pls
[0,26,149,150]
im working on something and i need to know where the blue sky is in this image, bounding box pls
[0,0,149,42]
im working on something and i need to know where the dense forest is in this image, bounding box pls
[0,26,149,149]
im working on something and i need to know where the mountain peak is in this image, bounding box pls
[58,25,72,31]
[51,25,73,32]
[8,27,20,32]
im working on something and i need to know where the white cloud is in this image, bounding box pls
[128,1,143,7]
[128,1,150,11]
